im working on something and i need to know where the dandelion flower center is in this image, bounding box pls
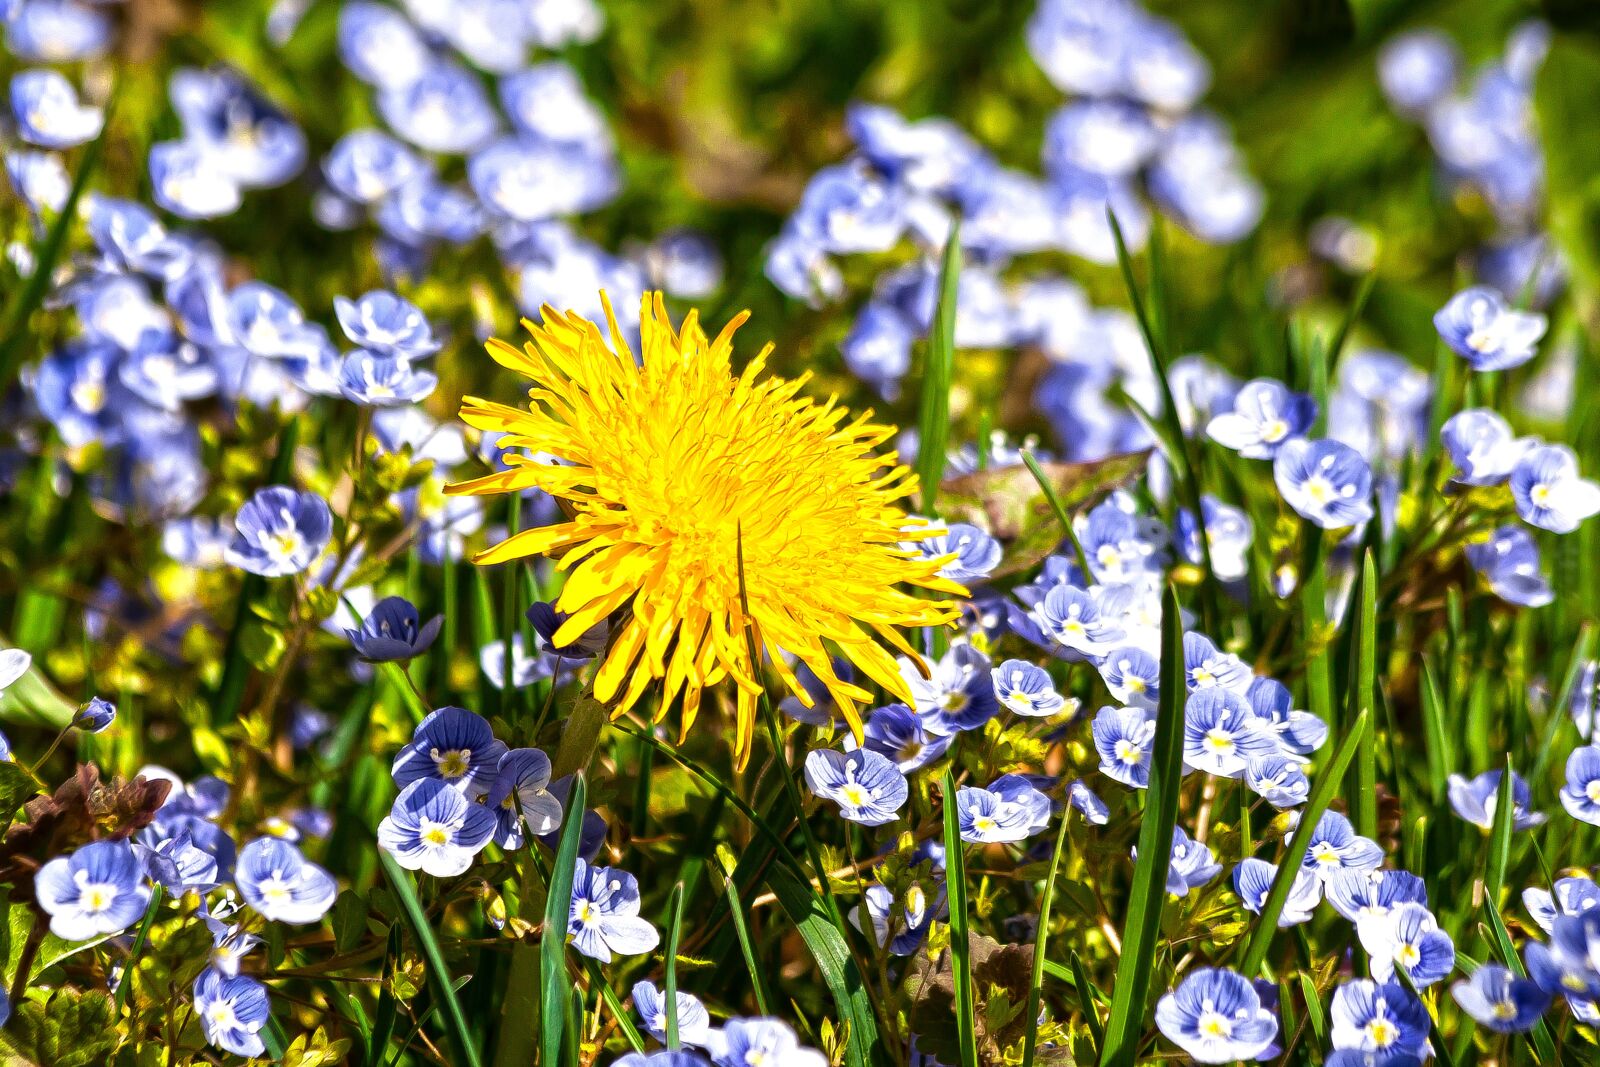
[448,293,963,766]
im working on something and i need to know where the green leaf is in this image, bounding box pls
[1239,708,1372,976]
[0,987,118,1067]
[941,767,979,1067]
[0,761,41,834]
[379,852,483,1067]
[1098,584,1185,1067]
[550,689,607,780]
[1347,550,1378,840]
[541,771,588,1067]
[917,222,960,516]
[332,889,368,954]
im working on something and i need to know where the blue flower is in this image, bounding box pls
[526,601,610,659]
[1033,585,1124,657]
[1233,858,1320,926]
[1206,378,1315,459]
[617,1053,712,1067]
[644,229,725,300]
[468,135,618,222]
[1245,753,1310,808]
[1452,964,1550,1033]
[5,0,113,62]
[955,783,1043,845]
[851,880,945,956]
[1326,869,1429,924]
[860,703,951,773]
[1092,705,1157,788]
[991,660,1067,718]
[1247,677,1328,757]
[324,129,423,203]
[803,749,908,827]
[1465,526,1553,607]
[1303,811,1384,882]
[1379,30,1459,114]
[1176,497,1254,583]
[346,596,443,662]
[1184,688,1278,778]
[378,779,499,877]
[1448,769,1545,830]
[846,102,987,194]
[1098,647,1161,711]
[1068,779,1110,824]
[569,859,659,962]
[1330,980,1430,1056]
[536,775,609,861]
[1523,876,1600,934]
[841,302,915,399]
[118,334,217,412]
[1434,286,1547,371]
[1560,747,1600,826]
[897,642,998,736]
[1274,438,1374,530]
[225,486,333,577]
[1359,902,1456,988]
[6,150,69,216]
[631,980,713,1047]
[917,523,1001,586]
[1524,935,1600,1019]
[486,748,564,848]
[73,695,116,733]
[337,1,431,90]
[1184,633,1253,694]
[34,839,151,941]
[338,350,438,407]
[194,968,271,1058]
[379,61,500,154]
[1076,499,1165,584]
[334,291,441,359]
[1440,409,1532,487]
[713,1018,828,1067]
[479,633,555,689]
[1167,826,1223,895]
[10,69,102,148]
[236,838,337,924]
[148,140,241,220]
[1154,967,1279,1063]
[1510,444,1600,534]
[202,913,261,978]
[169,67,305,189]
[499,62,610,147]
[392,706,509,798]
[791,163,905,255]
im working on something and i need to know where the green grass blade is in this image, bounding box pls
[1070,950,1103,1058]
[1349,551,1378,840]
[1420,659,1452,805]
[1239,708,1372,976]
[113,884,164,1014]
[1325,272,1376,375]
[1020,450,1094,579]
[762,860,880,1067]
[917,222,961,516]
[664,881,685,1049]
[541,771,588,1067]
[368,924,403,1066]
[1022,805,1072,1067]
[379,852,483,1067]
[716,850,773,1015]
[1481,897,1556,1063]
[1485,756,1514,900]
[941,766,979,1067]
[1098,583,1185,1067]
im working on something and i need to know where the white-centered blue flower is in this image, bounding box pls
[1206,378,1315,459]
[1451,963,1551,1033]
[1154,967,1278,1063]
[34,839,151,941]
[568,859,659,962]
[1274,438,1374,530]
[991,659,1068,718]
[1359,902,1456,987]
[1440,409,1533,487]
[1510,444,1600,534]
[1183,687,1278,778]
[235,837,336,924]
[1434,286,1547,371]
[10,68,102,148]
[1233,858,1320,926]
[378,779,499,877]
[1092,704,1157,789]
[803,748,908,826]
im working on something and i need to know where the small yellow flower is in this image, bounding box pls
[448,293,964,766]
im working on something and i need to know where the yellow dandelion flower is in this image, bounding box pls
[446,292,965,766]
